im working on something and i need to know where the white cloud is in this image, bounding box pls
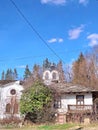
[16,65,26,69]
[48,38,63,43]
[79,0,89,6]
[58,38,64,42]
[87,33,98,47]
[41,0,89,6]
[68,25,84,40]
[48,38,57,43]
[41,0,66,5]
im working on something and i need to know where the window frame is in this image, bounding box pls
[76,95,84,105]
[6,103,11,113]
[45,72,49,80]
[54,97,61,109]
[52,72,57,80]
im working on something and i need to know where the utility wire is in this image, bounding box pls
[9,0,65,63]
[0,46,90,63]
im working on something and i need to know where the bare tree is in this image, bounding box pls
[72,49,98,89]
[57,60,65,83]
[85,47,98,88]
[64,64,73,83]
[32,64,42,81]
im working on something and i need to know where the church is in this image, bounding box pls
[0,80,23,119]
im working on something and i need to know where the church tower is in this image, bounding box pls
[43,64,59,85]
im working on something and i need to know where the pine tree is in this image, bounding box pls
[43,58,51,70]
[5,69,14,80]
[24,65,31,79]
[77,52,85,63]
[5,69,10,80]
[1,71,5,80]
[13,68,18,80]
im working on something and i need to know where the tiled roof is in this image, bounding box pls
[0,80,24,88]
[0,80,16,86]
[49,82,97,93]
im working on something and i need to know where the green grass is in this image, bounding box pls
[2,123,98,130]
[38,123,76,130]
[0,123,77,130]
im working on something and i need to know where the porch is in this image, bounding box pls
[68,105,93,113]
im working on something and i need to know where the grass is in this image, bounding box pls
[0,123,77,130]
[1,122,98,130]
[38,123,76,130]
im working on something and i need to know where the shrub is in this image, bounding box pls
[20,81,55,124]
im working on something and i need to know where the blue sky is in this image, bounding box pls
[0,0,98,78]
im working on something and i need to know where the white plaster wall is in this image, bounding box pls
[57,93,93,113]
[84,93,93,105]
[1,81,23,98]
[58,94,76,113]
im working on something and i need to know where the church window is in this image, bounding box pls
[6,103,11,113]
[45,72,49,80]
[10,89,16,95]
[52,72,57,80]
[13,102,18,114]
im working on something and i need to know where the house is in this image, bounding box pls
[0,67,98,124]
[43,67,98,124]
[0,80,24,120]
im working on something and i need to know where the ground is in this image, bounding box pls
[1,123,98,130]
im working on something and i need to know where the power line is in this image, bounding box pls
[9,0,65,63]
[0,46,90,63]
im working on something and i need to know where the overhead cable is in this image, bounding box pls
[9,0,65,63]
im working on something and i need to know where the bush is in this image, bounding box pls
[20,81,55,124]
[0,117,21,128]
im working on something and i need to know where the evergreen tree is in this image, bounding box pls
[77,52,85,63]
[43,58,51,70]
[5,69,10,80]
[1,71,5,80]
[13,68,18,80]
[5,69,14,80]
[24,65,31,79]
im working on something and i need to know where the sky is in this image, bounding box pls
[0,0,98,79]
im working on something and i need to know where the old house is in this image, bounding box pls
[0,67,98,124]
[43,67,98,124]
[0,80,24,120]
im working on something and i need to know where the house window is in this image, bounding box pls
[54,97,61,108]
[52,72,57,80]
[76,95,84,105]
[45,72,49,80]
[6,103,11,113]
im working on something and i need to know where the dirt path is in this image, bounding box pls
[83,126,98,130]
[67,123,98,130]
[69,125,98,130]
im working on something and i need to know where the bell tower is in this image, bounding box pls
[43,65,59,85]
